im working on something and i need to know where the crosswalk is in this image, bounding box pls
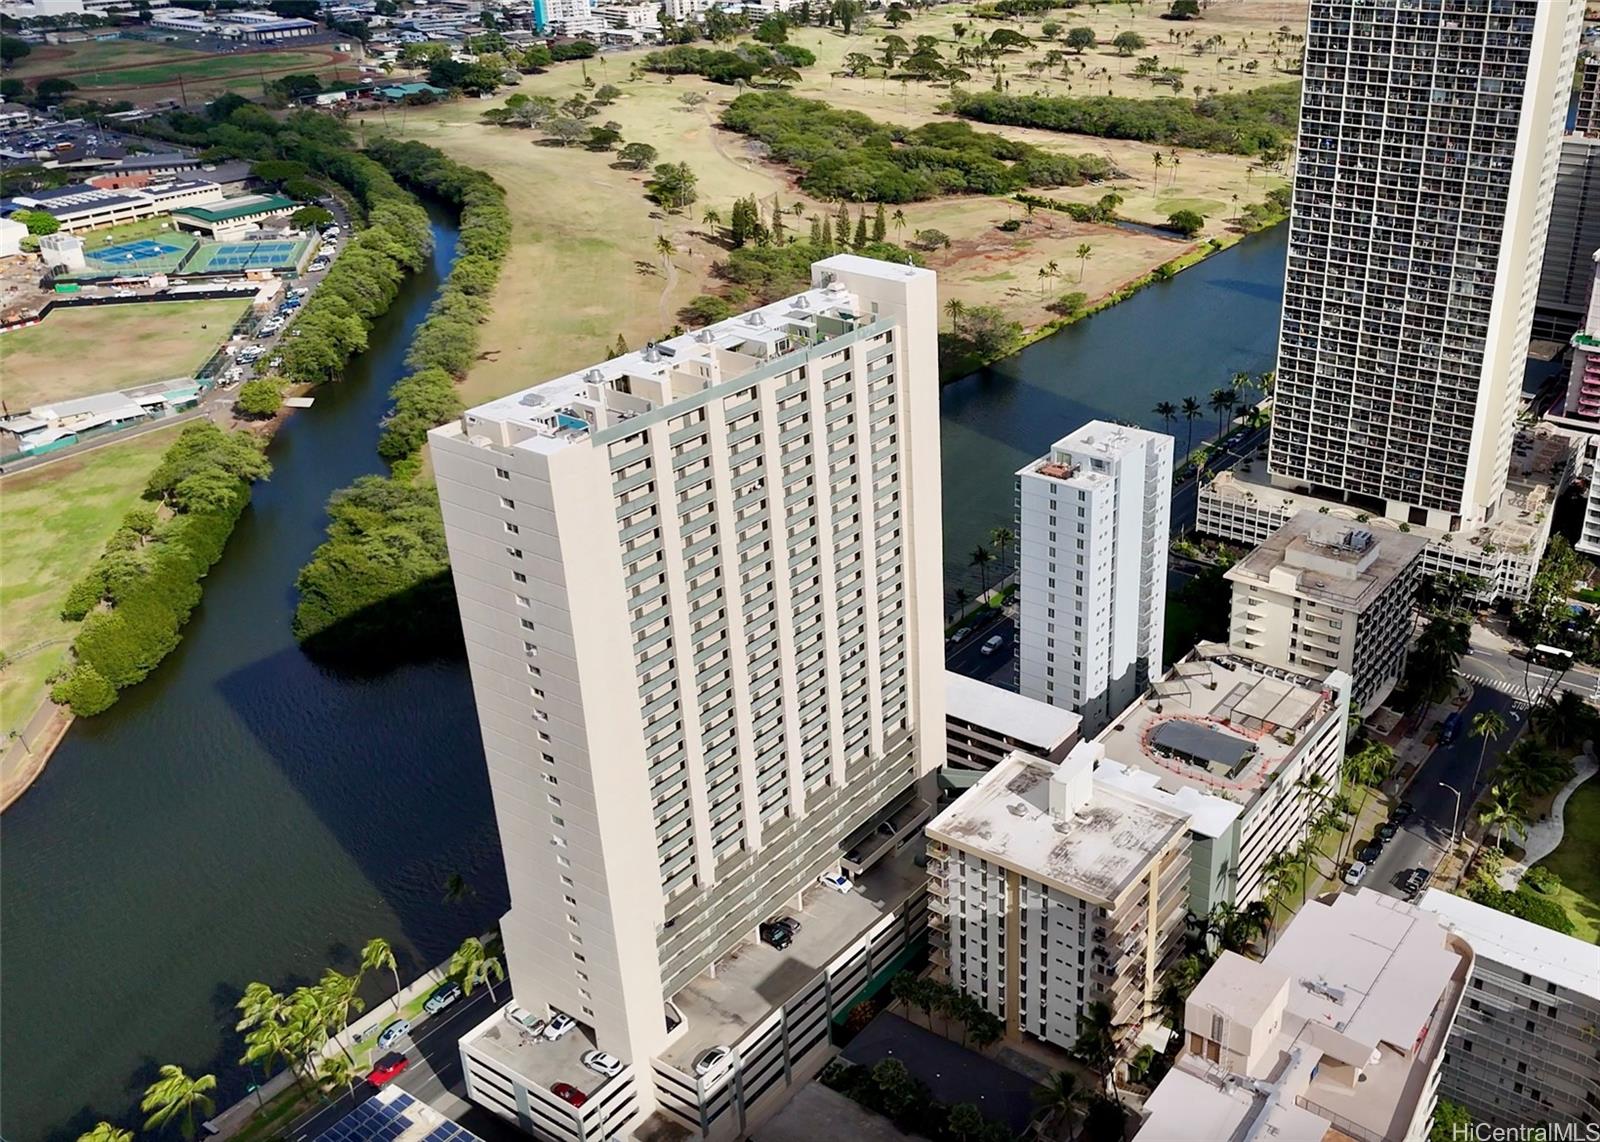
[1458,665,1536,710]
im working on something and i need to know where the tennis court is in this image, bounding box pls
[185,238,310,273]
[83,235,196,274]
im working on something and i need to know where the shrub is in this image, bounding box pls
[681,293,735,326]
[951,83,1301,156]
[1047,291,1088,316]
[1521,865,1562,895]
[51,663,118,716]
[234,377,286,418]
[997,218,1022,232]
[1167,208,1205,236]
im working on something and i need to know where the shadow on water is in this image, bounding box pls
[0,205,505,1142]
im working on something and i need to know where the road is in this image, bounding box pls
[286,988,524,1142]
[1171,424,1269,534]
[1459,636,1600,708]
[1359,686,1524,901]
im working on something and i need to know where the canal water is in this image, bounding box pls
[0,221,1287,1141]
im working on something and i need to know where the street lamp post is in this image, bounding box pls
[1439,781,1463,847]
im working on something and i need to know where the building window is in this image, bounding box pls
[496,468,510,480]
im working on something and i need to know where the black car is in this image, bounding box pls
[1378,822,1399,841]
[759,921,792,950]
[1391,801,1415,823]
[1405,868,1431,896]
[1359,842,1383,864]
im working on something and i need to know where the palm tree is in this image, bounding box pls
[77,1125,133,1142]
[944,296,966,330]
[1477,784,1528,853]
[989,526,1015,574]
[1154,400,1178,435]
[1469,709,1509,795]
[892,207,906,236]
[361,936,402,1014]
[319,968,366,1042]
[1075,241,1093,281]
[701,208,721,235]
[1033,1070,1086,1138]
[452,936,506,1001]
[1295,771,1333,904]
[1208,387,1236,436]
[970,545,994,599]
[318,1054,358,1098]
[1337,741,1391,866]
[1180,396,1203,455]
[655,234,674,271]
[1074,1001,1123,1100]
[1037,265,1051,296]
[141,1065,217,1141]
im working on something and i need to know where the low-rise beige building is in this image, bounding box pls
[1225,513,1425,714]
[1139,890,1473,1142]
[925,746,1191,1051]
[944,670,1081,772]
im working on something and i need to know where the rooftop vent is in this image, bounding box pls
[642,343,660,363]
[694,329,715,343]
[582,368,604,384]
[747,312,766,328]
[518,393,547,408]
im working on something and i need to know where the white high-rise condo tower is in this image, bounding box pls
[1268,0,1580,531]
[1016,422,1172,736]
[432,256,945,1141]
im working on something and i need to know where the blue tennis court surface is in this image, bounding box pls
[187,238,307,271]
[88,237,189,263]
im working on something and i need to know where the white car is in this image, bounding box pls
[309,259,329,272]
[980,634,1005,656]
[1343,860,1368,887]
[505,1005,545,1037]
[694,1046,733,1079]
[543,1011,577,1040]
[376,1018,410,1050]
[818,872,852,894]
[582,1050,623,1078]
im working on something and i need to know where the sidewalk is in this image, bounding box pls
[0,701,71,812]
[1496,751,1597,890]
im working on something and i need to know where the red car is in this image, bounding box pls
[366,1052,410,1086]
[552,1082,588,1107]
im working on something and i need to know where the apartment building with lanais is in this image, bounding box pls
[432,256,945,1141]
[1264,0,1579,533]
[1015,422,1172,737]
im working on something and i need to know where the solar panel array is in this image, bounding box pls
[312,1090,485,1142]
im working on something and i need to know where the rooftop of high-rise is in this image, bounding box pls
[1093,646,1341,816]
[1225,511,1426,614]
[1138,891,1472,1142]
[926,749,1190,904]
[446,255,930,456]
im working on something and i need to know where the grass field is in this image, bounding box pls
[0,298,248,410]
[774,0,1306,124]
[9,37,357,103]
[0,427,179,732]
[1531,779,1600,943]
[366,4,1290,406]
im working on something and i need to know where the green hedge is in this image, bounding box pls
[53,424,271,716]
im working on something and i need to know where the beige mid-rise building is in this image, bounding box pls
[1139,891,1473,1142]
[925,746,1192,1052]
[433,256,945,1141]
[1225,512,1425,714]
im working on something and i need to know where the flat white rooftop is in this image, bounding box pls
[1420,888,1600,999]
[1096,648,1335,812]
[945,670,1081,751]
[926,751,1189,903]
[1226,510,1426,612]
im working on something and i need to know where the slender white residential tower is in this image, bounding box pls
[432,256,945,1140]
[1016,421,1172,736]
[1268,0,1580,531]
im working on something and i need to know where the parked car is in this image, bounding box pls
[424,981,462,1015]
[980,634,1005,656]
[776,916,801,936]
[1343,860,1368,887]
[366,1052,409,1086]
[818,872,852,893]
[543,1011,577,1040]
[309,259,329,272]
[583,1050,624,1078]
[551,1082,588,1107]
[376,1018,411,1050]
[949,626,972,644]
[1391,801,1415,823]
[505,1005,545,1037]
[694,1046,733,1079]
[1378,821,1399,842]
[1358,842,1383,864]
[759,921,792,950]
[1401,868,1431,897]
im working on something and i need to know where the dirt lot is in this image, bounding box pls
[376,0,1297,403]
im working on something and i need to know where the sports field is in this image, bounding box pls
[0,298,248,410]
[186,237,309,273]
[9,37,357,104]
[0,425,181,733]
[81,235,197,275]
